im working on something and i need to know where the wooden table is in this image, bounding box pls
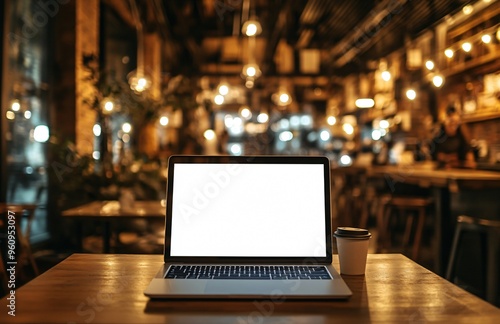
[368,165,500,275]
[62,200,166,253]
[1,254,498,323]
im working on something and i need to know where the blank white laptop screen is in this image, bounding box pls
[170,163,326,257]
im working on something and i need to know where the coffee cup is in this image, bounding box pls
[334,227,371,275]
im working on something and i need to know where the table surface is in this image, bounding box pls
[1,254,498,323]
[61,200,166,218]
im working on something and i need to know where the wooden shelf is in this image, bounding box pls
[461,110,500,123]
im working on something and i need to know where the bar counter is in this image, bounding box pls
[332,164,500,275]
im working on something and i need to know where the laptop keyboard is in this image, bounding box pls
[165,265,332,280]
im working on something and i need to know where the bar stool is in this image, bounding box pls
[378,196,433,261]
[446,215,500,306]
[0,203,39,284]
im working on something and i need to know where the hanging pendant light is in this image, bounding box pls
[242,16,262,37]
[128,0,151,93]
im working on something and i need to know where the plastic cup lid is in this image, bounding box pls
[334,227,371,239]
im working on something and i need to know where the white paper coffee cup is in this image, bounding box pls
[334,227,371,275]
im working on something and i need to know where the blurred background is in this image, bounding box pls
[1,0,500,304]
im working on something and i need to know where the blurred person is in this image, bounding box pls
[433,106,476,169]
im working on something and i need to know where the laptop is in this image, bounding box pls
[144,155,352,299]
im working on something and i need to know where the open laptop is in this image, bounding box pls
[144,155,352,299]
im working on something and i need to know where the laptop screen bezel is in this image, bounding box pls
[163,155,333,264]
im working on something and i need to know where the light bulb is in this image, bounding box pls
[327,116,337,126]
[159,116,169,126]
[432,75,444,88]
[214,94,224,105]
[406,89,417,100]
[381,70,391,81]
[218,84,229,96]
[444,48,454,58]
[204,129,215,140]
[481,34,492,44]
[462,42,472,52]
[122,123,132,133]
[425,60,435,70]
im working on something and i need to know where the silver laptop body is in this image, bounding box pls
[144,155,352,299]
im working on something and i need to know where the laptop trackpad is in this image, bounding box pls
[204,280,326,297]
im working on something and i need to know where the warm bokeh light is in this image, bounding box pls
[240,107,252,119]
[355,98,375,108]
[279,93,290,104]
[159,116,169,126]
[327,116,337,126]
[432,75,444,88]
[462,4,473,15]
[6,111,15,120]
[204,129,215,140]
[381,70,391,81]
[444,48,454,58]
[11,100,20,112]
[257,112,269,123]
[122,123,132,133]
[425,60,434,70]
[406,89,417,100]
[242,19,262,36]
[461,42,472,52]
[214,94,224,105]
[246,66,256,77]
[379,120,389,129]
[104,100,114,113]
[218,84,229,96]
[342,123,354,135]
[481,34,491,44]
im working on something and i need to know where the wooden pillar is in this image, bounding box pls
[75,0,99,155]
[144,32,161,100]
[137,31,162,158]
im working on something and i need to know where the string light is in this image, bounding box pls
[481,34,491,43]
[444,48,454,58]
[461,42,472,52]
[242,18,262,37]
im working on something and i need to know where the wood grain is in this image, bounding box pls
[0,254,498,323]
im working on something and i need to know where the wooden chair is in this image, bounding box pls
[446,215,500,306]
[377,196,433,261]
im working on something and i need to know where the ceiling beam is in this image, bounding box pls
[328,0,409,68]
